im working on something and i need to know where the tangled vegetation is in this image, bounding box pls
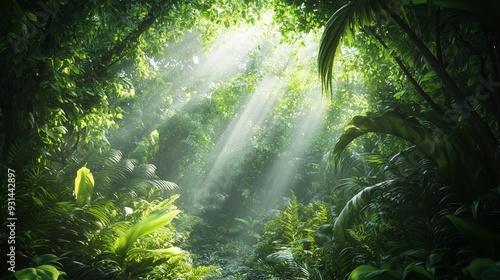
[1,0,499,279]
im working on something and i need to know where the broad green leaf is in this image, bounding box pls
[114,209,181,260]
[25,12,37,21]
[127,246,183,257]
[466,258,500,280]
[334,179,398,241]
[403,265,434,279]
[349,265,400,280]
[14,265,63,280]
[446,215,500,257]
[74,167,95,207]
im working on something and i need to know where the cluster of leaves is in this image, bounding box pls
[0,149,219,279]
[237,1,500,279]
[0,0,271,169]
[2,0,500,279]
[246,194,331,279]
[311,0,500,278]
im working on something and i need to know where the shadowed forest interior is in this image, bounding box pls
[1,0,500,279]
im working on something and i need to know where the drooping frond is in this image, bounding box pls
[333,179,400,241]
[319,0,385,93]
[332,109,496,201]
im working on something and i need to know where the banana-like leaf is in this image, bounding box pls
[333,109,495,201]
[127,246,183,257]
[466,258,500,280]
[349,264,400,280]
[74,167,95,207]
[114,209,181,261]
[14,264,64,280]
[334,179,399,241]
[446,215,500,258]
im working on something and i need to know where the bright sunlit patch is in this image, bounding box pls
[143,13,335,219]
[258,93,326,209]
[196,76,284,205]
[192,55,200,65]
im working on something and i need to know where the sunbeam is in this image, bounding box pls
[195,76,284,212]
[258,93,326,209]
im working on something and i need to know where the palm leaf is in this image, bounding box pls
[333,179,399,241]
[333,109,495,201]
[319,0,384,93]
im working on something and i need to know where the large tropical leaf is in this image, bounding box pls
[465,258,500,280]
[319,0,385,93]
[333,109,495,201]
[446,215,500,258]
[74,167,95,207]
[14,265,64,280]
[333,179,399,241]
[113,209,181,263]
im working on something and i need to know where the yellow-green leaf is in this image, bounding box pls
[14,265,62,280]
[114,209,181,259]
[74,167,95,207]
[25,12,37,22]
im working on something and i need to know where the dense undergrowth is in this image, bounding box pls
[2,0,500,279]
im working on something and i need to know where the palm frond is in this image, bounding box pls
[319,0,384,93]
[333,179,400,242]
[333,109,496,201]
[133,163,157,178]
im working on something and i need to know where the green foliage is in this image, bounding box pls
[74,167,95,207]
[465,258,500,280]
[250,194,331,279]
[1,154,217,280]
[2,0,500,279]
[446,215,500,259]
[14,265,64,280]
[14,254,66,280]
[114,208,181,265]
[319,0,386,93]
[333,179,399,242]
[333,108,496,202]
